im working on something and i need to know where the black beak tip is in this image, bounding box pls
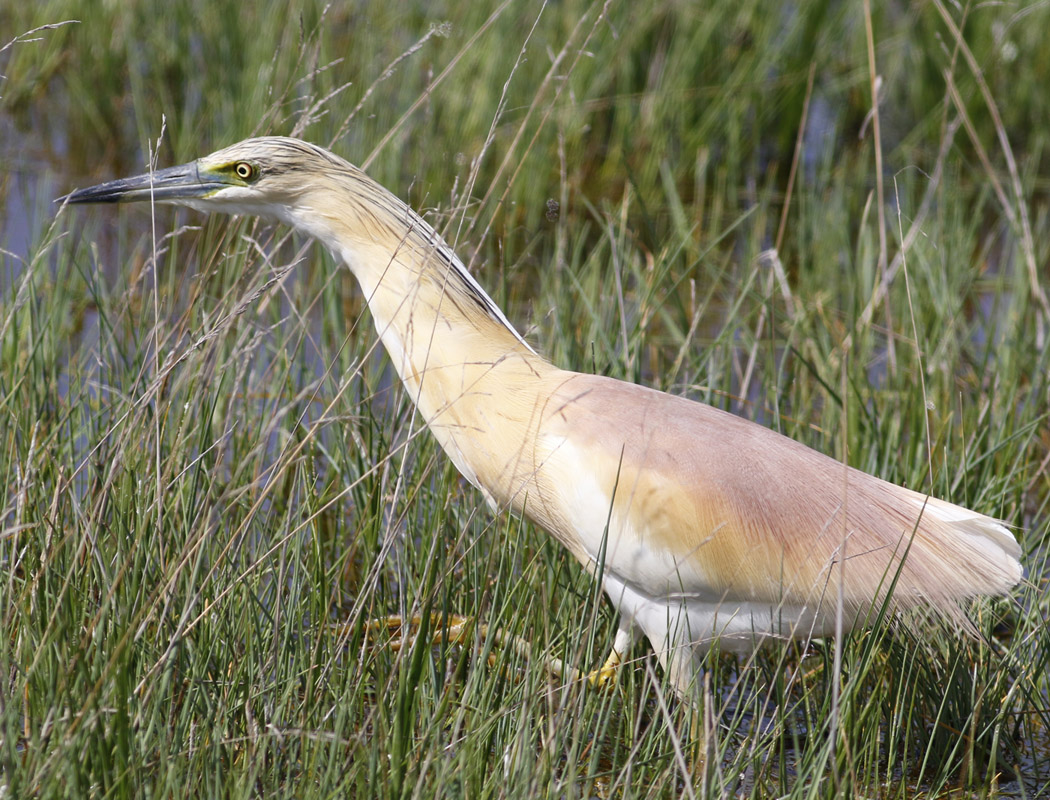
[55,185,133,206]
[55,189,92,206]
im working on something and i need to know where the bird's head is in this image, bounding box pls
[58,136,514,332]
[59,136,354,227]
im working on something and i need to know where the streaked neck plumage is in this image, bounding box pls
[276,157,556,494]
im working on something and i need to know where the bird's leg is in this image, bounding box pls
[582,622,637,687]
[365,614,637,689]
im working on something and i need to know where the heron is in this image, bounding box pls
[61,136,1023,692]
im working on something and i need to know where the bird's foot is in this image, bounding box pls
[363,608,485,659]
[583,648,624,688]
[366,613,476,651]
[366,613,512,672]
[365,614,625,688]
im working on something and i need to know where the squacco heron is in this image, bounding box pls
[62,137,1022,691]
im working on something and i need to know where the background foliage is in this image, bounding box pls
[1,1,1048,796]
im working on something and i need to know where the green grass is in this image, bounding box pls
[2,1,1049,797]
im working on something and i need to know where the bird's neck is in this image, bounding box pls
[312,200,558,496]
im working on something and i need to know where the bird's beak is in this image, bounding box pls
[58,162,230,205]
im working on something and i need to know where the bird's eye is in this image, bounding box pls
[234,162,255,181]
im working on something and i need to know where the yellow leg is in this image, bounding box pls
[583,624,636,687]
[365,614,636,689]
[585,647,624,687]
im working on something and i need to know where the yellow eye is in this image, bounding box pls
[234,162,254,180]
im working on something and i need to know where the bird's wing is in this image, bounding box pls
[531,372,1020,620]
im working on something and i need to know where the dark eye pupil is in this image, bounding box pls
[237,163,252,179]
